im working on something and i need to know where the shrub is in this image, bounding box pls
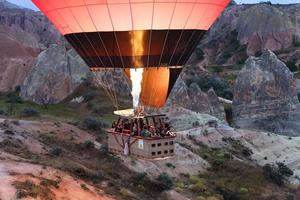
[99,143,108,153]
[186,75,233,100]
[255,50,262,57]
[156,173,173,191]
[14,85,21,93]
[206,197,220,200]
[6,93,23,103]
[212,66,223,74]
[120,187,134,198]
[0,109,5,115]
[83,90,97,102]
[49,147,62,156]
[80,184,89,190]
[166,163,176,169]
[20,108,39,117]
[192,121,200,127]
[81,140,95,149]
[263,164,284,186]
[286,60,298,72]
[195,48,205,60]
[189,175,201,184]
[239,187,249,194]
[82,117,108,131]
[189,181,206,193]
[276,162,293,177]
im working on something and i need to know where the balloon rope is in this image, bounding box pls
[93,70,119,110]
[84,0,115,69]
[157,0,178,67]
[168,0,198,66]
[177,4,213,65]
[146,0,155,68]
[62,0,104,67]
[54,1,118,108]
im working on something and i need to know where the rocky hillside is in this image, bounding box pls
[0,106,299,200]
[20,44,89,104]
[197,3,300,66]
[232,49,300,136]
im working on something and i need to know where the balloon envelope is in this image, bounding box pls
[32,0,230,68]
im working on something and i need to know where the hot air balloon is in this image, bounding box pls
[32,0,230,109]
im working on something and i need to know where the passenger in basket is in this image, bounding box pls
[116,122,124,133]
[164,123,171,136]
[112,121,117,129]
[141,125,150,138]
[149,126,158,137]
[132,123,138,135]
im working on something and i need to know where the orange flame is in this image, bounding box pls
[130,30,145,108]
[131,30,145,67]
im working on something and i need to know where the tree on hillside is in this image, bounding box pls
[35,74,58,109]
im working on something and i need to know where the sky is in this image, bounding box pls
[6,0,300,11]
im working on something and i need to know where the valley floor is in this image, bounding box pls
[0,108,299,199]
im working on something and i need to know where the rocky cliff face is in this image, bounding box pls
[0,25,39,91]
[0,0,60,46]
[0,0,61,93]
[232,49,300,136]
[166,76,225,120]
[198,3,300,65]
[21,45,89,104]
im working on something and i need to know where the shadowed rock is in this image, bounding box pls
[20,44,89,104]
[232,49,300,136]
[166,76,225,120]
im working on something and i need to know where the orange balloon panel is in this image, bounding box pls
[32,0,230,68]
[124,67,182,107]
[32,0,230,34]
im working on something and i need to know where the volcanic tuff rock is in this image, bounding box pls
[166,76,225,120]
[0,0,61,93]
[232,49,300,136]
[198,3,300,65]
[0,0,61,46]
[0,25,39,91]
[21,44,89,104]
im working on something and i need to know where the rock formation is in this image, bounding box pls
[166,76,225,120]
[0,25,39,91]
[232,49,300,136]
[197,3,300,65]
[21,44,89,104]
[0,0,61,93]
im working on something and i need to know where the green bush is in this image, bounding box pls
[263,164,284,186]
[192,121,200,127]
[82,117,108,131]
[6,93,23,104]
[286,60,298,72]
[195,48,205,60]
[239,187,249,194]
[186,75,233,100]
[81,140,95,149]
[212,66,223,74]
[276,162,293,177]
[189,181,206,193]
[156,173,173,191]
[82,90,97,102]
[49,147,62,156]
[20,108,39,117]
